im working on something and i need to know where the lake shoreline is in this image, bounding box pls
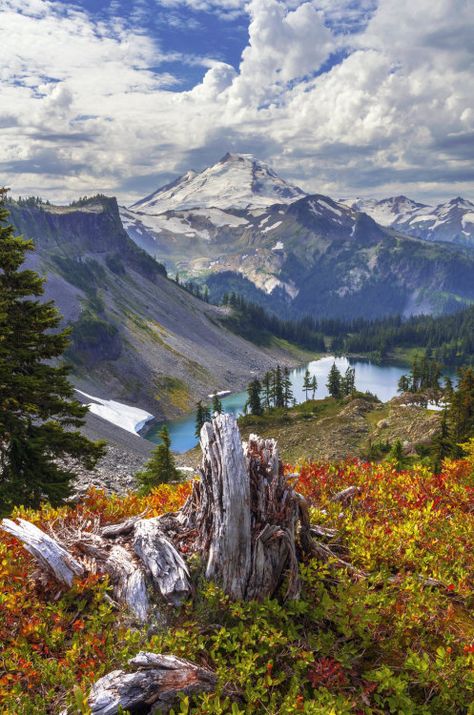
[145,355,411,453]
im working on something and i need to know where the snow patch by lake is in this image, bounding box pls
[76,390,155,435]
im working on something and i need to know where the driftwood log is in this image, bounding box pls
[1,413,341,713]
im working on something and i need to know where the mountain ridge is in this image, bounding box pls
[120,155,474,319]
[347,195,474,247]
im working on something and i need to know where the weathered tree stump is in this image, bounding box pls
[1,414,319,613]
[0,413,355,713]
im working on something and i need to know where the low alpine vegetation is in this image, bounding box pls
[1,449,473,714]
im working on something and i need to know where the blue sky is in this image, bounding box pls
[74,0,250,89]
[1,0,472,203]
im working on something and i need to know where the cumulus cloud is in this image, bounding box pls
[1,0,473,203]
[227,0,335,106]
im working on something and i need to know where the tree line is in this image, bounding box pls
[337,307,474,366]
[221,293,326,352]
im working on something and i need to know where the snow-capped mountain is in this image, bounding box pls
[347,195,474,248]
[349,196,429,227]
[120,154,474,319]
[130,153,306,212]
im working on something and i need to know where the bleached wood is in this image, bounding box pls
[0,518,84,586]
[198,413,252,600]
[331,485,361,504]
[88,651,217,715]
[104,545,149,622]
[1,413,334,616]
[133,517,191,605]
[101,515,143,538]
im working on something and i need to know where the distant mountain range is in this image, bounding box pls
[120,153,474,319]
[348,195,474,248]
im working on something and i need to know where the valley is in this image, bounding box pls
[7,196,304,426]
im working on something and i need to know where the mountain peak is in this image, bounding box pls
[445,196,473,208]
[130,153,305,213]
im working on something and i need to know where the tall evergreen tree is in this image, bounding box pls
[195,400,211,439]
[211,393,223,414]
[262,371,273,410]
[431,409,452,474]
[0,189,105,514]
[282,366,294,408]
[326,363,342,399]
[136,425,179,494]
[342,366,356,396]
[443,376,454,401]
[310,375,318,399]
[247,378,263,416]
[398,374,411,393]
[303,369,312,400]
[450,367,474,449]
[274,365,285,408]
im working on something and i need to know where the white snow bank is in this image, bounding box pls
[76,390,155,435]
[207,390,231,398]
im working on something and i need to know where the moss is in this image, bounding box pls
[155,375,192,412]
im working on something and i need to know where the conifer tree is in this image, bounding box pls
[303,369,312,400]
[411,355,420,392]
[136,425,179,493]
[195,400,211,439]
[274,365,285,408]
[450,367,474,448]
[282,366,293,408]
[342,366,356,396]
[212,393,223,414]
[431,409,452,474]
[0,189,105,514]
[388,439,404,471]
[310,375,318,399]
[443,376,454,401]
[326,363,342,399]
[398,374,411,393]
[247,378,263,416]
[262,371,273,410]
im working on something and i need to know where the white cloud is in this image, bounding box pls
[1,0,473,203]
[227,0,335,106]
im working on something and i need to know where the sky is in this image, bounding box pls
[0,0,473,204]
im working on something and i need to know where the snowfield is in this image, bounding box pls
[129,153,305,212]
[76,390,155,435]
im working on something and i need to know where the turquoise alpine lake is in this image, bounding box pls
[145,356,411,454]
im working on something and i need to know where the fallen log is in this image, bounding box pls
[88,652,217,715]
[1,518,84,586]
[133,517,191,605]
